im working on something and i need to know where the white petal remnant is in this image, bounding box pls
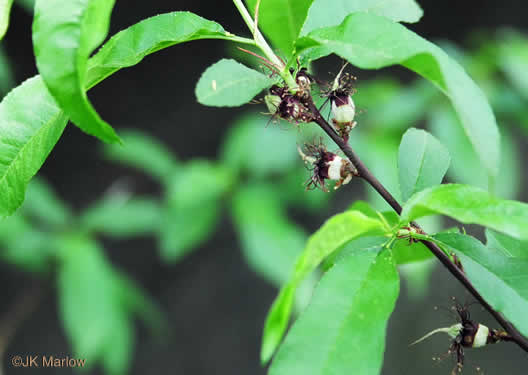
[331,95,356,126]
[324,67,357,142]
[473,324,489,348]
[327,155,345,180]
[297,143,357,192]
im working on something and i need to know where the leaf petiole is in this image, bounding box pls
[232,0,298,91]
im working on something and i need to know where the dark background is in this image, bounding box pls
[1,1,528,374]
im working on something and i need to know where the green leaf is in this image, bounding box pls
[399,259,435,300]
[196,59,274,107]
[393,215,448,262]
[56,235,135,374]
[279,167,330,213]
[246,0,313,55]
[116,274,166,335]
[0,0,13,40]
[428,108,487,190]
[269,244,399,375]
[33,0,121,143]
[434,232,528,338]
[261,211,385,363]
[0,215,55,272]
[347,200,400,231]
[232,184,307,286]
[350,130,402,211]
[398,128,450,202]
[1,12,236,215]
[86,12,243,89]
[221,112,298,177]
[296,12,500,179]
[103,129,178,184]
[401,184,528,240]
[495,126,521,199]
[0,76,68,216]
[392,239,433,264]
[347,200,380,219]
[301,0,422,35]
[356,78,434,132]
[80,194,162,238]
[428,108,520,199]
[21,178,72,228]
[497,30,528,101]
[486,229,528,258]
[159,160,233,262]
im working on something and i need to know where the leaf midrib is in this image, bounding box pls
[320,255,379,374]
[0,109,64,189]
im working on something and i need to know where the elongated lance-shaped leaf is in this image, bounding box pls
[232,184,307,286]
[296,12,500,179]
[0,214,55,272]
[497,30,528,101]
[21,177,72,228]
[261,211,385,363]
[486,229,528,258]
[85,12,246,89]
[246,0,314,56]
[428,108,520,199]
[433,233,528,338]
[392,239,433,264]
[301,0,422,35]
[33,0,121,143]
[0,12,247,216]
[269,243,399,375]
[221,113,298,177]
[196,59,274,107]
[0,0,13,40]
[56,234,134,374]
[398,128,450,202]
[80,194,162,238]
[159,160,234,263]
[401,184,528,240]
[0,76,67,217]
[103,129,178,184]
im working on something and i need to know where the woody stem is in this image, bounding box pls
[303,95,528,353]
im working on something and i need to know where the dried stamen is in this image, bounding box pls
[298,142,357,192]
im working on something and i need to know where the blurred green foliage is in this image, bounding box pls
[1,26,528,374]
[353,28,528,204]
[0,178,163,375]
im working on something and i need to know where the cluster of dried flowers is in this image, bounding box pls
[263,65,358,192]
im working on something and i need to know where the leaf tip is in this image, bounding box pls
[260,333,278,365]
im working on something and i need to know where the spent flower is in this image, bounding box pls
[298,142,357,192]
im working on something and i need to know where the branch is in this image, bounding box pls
[304,96,528,352]
[0,280,47,366]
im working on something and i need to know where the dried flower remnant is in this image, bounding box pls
[298,142,357,192]
[264,84,314,124]
[411,300,513,374]
[325,65,357,142]
[294,67,313,99]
